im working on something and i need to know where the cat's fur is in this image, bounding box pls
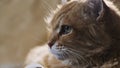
[47,0,120,68]
[25,45,70,68]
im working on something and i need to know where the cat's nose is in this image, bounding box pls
[48,41,54,48]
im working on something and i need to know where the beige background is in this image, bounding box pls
[0,0,119,68]
[0,0,60,68]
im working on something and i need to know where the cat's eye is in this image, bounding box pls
[59,25,72,35]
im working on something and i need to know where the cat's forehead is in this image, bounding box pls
[51,1,87,29]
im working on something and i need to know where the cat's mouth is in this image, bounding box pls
[49,44,69,60]
[50,50,69,60]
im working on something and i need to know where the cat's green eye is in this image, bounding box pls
[59,25,72,35]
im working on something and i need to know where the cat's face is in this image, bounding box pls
[48,0,111,67]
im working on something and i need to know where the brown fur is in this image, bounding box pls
[48,0,120,68]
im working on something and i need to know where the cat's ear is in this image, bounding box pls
[86,0,107,21]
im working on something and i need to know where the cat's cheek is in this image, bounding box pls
[60,34,74,42]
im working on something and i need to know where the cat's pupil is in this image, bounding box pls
[59,25,72,35]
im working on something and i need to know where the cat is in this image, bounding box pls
[47,0,120,68]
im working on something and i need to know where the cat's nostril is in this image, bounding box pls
[48,42,53,48]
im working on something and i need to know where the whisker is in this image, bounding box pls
[66,48,90,65]
[67,47,85,55]
[65,50,81,68]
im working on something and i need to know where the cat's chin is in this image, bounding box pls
[54,54,68,60]
[51,51,69,60]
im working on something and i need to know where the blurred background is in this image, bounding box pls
[0,0,119,68]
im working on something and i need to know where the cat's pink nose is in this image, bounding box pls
[48,41,54,48]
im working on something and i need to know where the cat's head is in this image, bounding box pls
[47,0,111,67]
